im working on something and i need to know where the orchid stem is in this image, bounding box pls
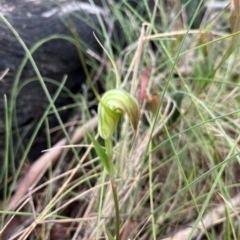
[105,139,120,240]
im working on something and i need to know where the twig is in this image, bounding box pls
[0,68,9,80]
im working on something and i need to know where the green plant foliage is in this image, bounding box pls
[98,89,140,140]
[87,132,110,173]
[105,227,115,240]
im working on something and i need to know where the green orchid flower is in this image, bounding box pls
[98,89,140,140]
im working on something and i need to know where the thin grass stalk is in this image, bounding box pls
[1,95,9,229]
[149,121,156,240]
[105,139,120,240]
[96,169,107,239]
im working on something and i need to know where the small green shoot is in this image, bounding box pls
[87,132,110,173]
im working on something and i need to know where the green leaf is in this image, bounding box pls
[87,132,110,173]
[105,227,115,240]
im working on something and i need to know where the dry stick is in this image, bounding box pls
[122,23,148,89]
[160,193,240,240]
[7,115,98,211]
[130,23,149,95]
[0,68,9,81]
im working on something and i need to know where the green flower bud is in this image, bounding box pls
[98,89,140,139]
